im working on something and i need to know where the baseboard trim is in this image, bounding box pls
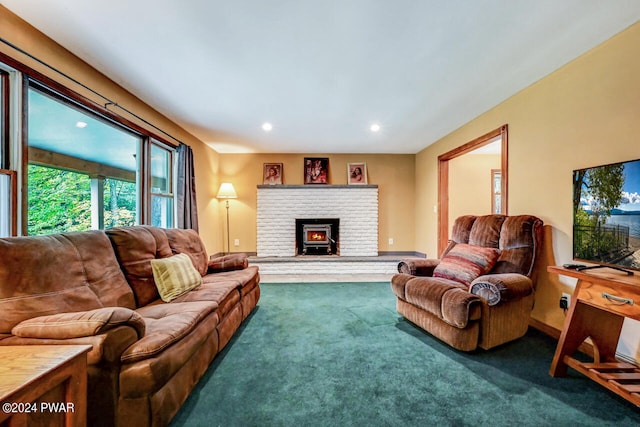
[211,251,257,258]
[378,251,426,258]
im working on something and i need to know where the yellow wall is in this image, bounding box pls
[218,153,416,253]
[448,153,501,230]
[415,22,640,358]
[0,6,222,253]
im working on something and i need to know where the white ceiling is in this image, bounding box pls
[2,1,640,154]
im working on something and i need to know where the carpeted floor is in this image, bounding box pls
[170,282,640,426]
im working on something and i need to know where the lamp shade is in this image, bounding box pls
[216,182,237,199]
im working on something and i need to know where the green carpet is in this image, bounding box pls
[171,282,640,426]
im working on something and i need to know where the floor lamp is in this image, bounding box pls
[216,182,237,254]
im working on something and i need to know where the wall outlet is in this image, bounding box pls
[388,237,394,245]
[560,293,571,310]
[234,239,240,247]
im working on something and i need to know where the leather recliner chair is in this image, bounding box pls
[391,214,543,351]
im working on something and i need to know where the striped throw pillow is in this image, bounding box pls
[151,253,202,302]
[433,244,500,286]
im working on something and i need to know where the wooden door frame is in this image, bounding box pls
[437,124,508,255]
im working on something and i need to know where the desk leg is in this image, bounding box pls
[550,300,624,377]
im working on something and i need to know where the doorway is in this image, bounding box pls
[437,125,508,255]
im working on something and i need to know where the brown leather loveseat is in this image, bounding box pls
[0,226,259,426]
[391,214,543,351]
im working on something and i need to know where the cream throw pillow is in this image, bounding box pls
[151,253,202,302]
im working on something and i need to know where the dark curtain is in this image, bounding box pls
[176,143,199,231]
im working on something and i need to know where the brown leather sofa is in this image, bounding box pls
[391,214,543,351]
[0,226,260,427]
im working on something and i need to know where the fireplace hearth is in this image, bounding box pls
[296,218,339,255]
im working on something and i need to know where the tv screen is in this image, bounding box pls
[573,158,640,272]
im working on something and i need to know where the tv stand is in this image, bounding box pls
[576,264,634,276]
[548,266,640,406]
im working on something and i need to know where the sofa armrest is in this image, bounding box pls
[1,325,141,365]
[11,307,145,340]
[469,273,533,306]
[397,258,440,276]
[208,253,248,272]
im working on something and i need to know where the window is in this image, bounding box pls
[1,69,7,169]
[0,55,180,236]
[150,141,174,227]
[27,84,143,234]
[0,170,15,237]
[0,69,16,237]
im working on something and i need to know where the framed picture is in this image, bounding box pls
[347,162,367,185]
[263,163,283,185]
[304,158,329,184]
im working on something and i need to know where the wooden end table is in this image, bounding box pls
[0,345,91,427]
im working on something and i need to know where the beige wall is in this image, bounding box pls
[218,153,416,253]
[415,22,640,359]
[0,6,223,253]
[448,154,501,231]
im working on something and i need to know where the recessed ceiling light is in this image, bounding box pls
[262,122,273,132]
[370,123,381,132]
[76,121,88,128]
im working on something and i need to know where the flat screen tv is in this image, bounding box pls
[573,158,640,273]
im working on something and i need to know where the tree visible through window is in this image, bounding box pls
[27,165,137,234]
[28,165,91,234]
[104,178,136,228]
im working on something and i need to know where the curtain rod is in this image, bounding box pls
[0,36,183,146]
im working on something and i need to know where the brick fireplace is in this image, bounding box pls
[256,185,378,257]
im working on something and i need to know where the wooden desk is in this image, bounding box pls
[0,345,91,427]
[548,266,640,406]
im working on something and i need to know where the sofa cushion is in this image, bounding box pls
[151,254,203,302]
[170,280,238,317]
[468,215,506,248]
[106,227,174,307]
[403,276,481,328]
[493,215,542,276]
[122,301,217,363]
[405,277,465,317]
[203,266,260,289]
[433,243,500,286]
[11,307,145,339]
[163,228,209,276]
[0,231,134,333]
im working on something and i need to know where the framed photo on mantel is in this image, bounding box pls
[304,157,329,184]
[263,163,283,185]
[347,162,367,185]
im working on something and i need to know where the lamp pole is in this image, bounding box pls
[225,199,231,254]
[216,183,237,255]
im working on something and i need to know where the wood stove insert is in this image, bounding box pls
[295,218,339,255]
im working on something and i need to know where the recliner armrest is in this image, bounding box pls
[208,253,248,272]
[11,307,145,340]
[469,273,533,306]
[1,325,141,365]
[397,258,440,276]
